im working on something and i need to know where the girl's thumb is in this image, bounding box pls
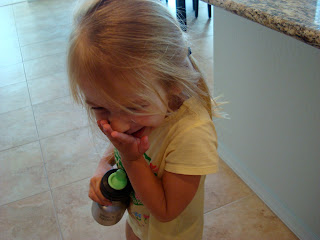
[138,136,149,154]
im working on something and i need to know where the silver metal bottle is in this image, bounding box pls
[91,169,132,226]
[91,200,128,226]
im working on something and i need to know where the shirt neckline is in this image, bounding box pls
[162,96,197,124]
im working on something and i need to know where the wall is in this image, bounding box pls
[213,7,320,240]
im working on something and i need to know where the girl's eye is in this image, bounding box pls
[127,107,138,111]
[91,107,104,110]
[126,104,149,112]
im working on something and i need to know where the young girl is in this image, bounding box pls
[68,0,219,239]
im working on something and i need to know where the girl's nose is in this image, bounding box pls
[108,115,130,133]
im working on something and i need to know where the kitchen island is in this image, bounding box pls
[202,0,320,239]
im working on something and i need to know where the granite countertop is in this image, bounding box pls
[202,0,320,49]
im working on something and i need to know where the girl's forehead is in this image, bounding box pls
[81,78,153,107]
[79,68,166,107]
[85,95,147,108]
[84,85,143,106]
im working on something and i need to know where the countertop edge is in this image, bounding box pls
[202,0,320,49]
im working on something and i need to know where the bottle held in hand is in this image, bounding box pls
[91,169,132,226]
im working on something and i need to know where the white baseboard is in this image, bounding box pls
[218,142,319,240]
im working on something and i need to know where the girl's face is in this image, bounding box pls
[80,76,169,139]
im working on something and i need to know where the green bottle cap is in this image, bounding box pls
[108,169,128,190]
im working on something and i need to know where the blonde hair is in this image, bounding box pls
[68,0,220,120]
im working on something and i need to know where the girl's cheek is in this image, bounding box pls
[94,112,109,121]
[133,115,151,124]
[133,115,164,126]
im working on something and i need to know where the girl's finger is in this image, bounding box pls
[89,188,112,206]
[97,120,104,132]
[101,127,123,147]
[88,188,100,203]
[102,123,113,136]
[90,179,112,206]
[96,191,113,206]
[100,120,108,124]
[111,131,135,144]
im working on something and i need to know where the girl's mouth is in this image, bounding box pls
[131,127,146,138]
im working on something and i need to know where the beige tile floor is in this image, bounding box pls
[0,0,299,239]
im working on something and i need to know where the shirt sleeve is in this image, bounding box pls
[164,120,219,175]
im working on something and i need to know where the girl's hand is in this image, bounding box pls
[89,172,112,206]
[88,147,114,206]
[99,120,149,161]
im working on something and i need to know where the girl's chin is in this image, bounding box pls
[132,127,146,138]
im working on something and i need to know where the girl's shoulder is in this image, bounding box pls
[177,97,212,123]
[166,97,215,135]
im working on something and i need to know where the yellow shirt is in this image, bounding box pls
[114,97,219,240]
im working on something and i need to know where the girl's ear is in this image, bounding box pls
[167,84,186,111]
[170,84,182,95]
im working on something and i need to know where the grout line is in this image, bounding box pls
[0,86,71,115]
[23,52,68,80]
[0,190,50,208]
[51,176,91,191]
[27,91,71,106]
[12,6,64,240]
[21,49,67,63]
[17,29,71,48]
[0,176,91,208]
[0,2,25,8]
[0,123,91,154]
[17,23,72,45]
[0,64,66,89]
[204,193,254,215]
[19,35,70,48]
[0,103,34,117]
[35,151,65,240]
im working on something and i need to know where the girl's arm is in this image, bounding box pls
[100,121,201,222]
[122,157,201,222]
